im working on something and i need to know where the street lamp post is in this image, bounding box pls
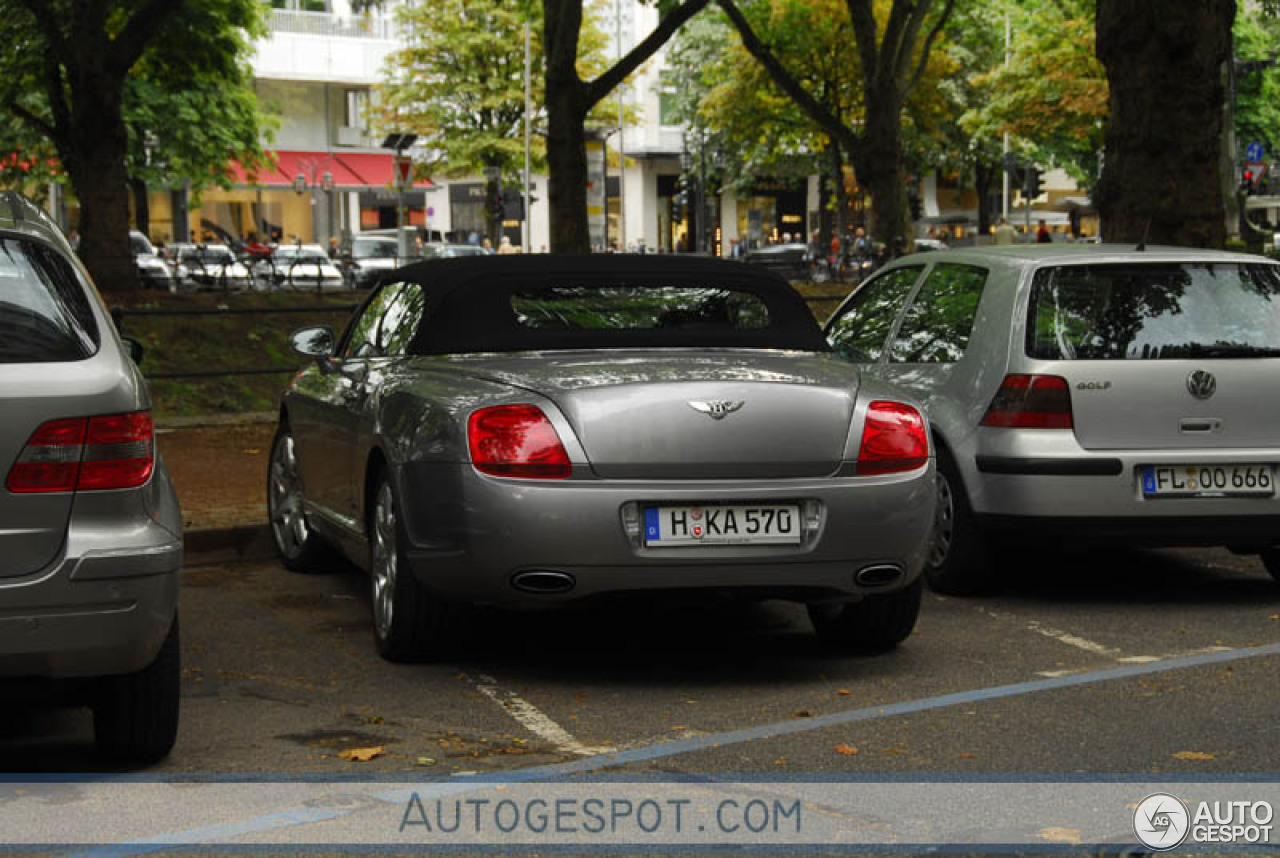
[294,156,335,244]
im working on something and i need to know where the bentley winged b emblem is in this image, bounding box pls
[688,399,744,420]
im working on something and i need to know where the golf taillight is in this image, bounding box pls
[6,411,154,493]
[980,374,1073,429]
[857,401,929,475]
[467,404,571,479]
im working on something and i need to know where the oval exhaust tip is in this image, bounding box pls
[854,564,903,587]
[511,570,576,595]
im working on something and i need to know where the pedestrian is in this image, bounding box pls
[993,217,1016,245]
[1036,219,1052,244]
[482,237,494,254]
[327,236,341,259]
[497,235,519,255]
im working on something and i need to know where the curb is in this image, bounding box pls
[184,524,276,567]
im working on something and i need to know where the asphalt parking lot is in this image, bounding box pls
[5,544,1280,778]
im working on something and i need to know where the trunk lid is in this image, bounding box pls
[454,351,859,479]
[1025,259,1280,450]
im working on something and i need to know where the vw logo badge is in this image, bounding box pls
[687,400,744,420]
[1186,369,1217,400]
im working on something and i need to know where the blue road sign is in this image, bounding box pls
[1247,142,1265,162]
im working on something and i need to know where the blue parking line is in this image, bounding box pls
[64,640,1280,855]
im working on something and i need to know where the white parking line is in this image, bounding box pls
[468,673,615,757]
[978,608,1122,658]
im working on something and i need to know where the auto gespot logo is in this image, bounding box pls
[1134,793,1274,850]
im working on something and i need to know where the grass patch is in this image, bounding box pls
[104,290,361,419]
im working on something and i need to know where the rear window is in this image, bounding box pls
[511,286,769,332]
[0,237,99,363]
[1027,263,1280,360]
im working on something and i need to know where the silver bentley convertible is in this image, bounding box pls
[268,255,935,660]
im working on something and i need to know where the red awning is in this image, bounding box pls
[227,150,432,190]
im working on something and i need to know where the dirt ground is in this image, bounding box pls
[157,422,276,531]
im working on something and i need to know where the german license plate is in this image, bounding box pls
[643,504,801,546]
[1141,464,1275,498]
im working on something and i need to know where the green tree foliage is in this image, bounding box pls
[374,0,624,244]
[718,0,957,252]
[1234,7,1280,168]
[960,0,1106,190]
[0,0,270,289]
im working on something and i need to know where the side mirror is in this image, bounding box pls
[123,336,145,366]
[291,326,335,359]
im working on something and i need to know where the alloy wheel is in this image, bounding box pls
[928,470,955,567]
[268,433,309,556]
[370,480,398,638]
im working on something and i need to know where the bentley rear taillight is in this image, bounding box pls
[467,404,571,479]
[857,401,929,475]
[6,411,154,493]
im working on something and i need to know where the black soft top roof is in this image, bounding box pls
[389,254,829,354]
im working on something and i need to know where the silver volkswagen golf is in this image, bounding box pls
[0,193,183,762]
[826,244,1280,593]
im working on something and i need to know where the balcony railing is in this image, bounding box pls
[268,8,396,40]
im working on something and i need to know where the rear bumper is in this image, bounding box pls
[396,461,935,606]
[965,435,1280,547]
[0,465,183,679]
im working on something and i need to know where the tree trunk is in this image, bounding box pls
[1094,0,1233,247]
[856,92,907,254]
[64,75,138,292]
[545,83,590,253]
[975,161,996,237]
[830,143,849,254]
[130,177,150,239]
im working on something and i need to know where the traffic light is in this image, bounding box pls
[1242,168,1256,195]
[487,185,503,222]
[501,187,524,220]
[1024,167,1043,199]
[908,193,922,221]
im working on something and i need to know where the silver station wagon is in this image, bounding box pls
[826,244,1280,593]
[270,255,936,660]
[0,193,183,762]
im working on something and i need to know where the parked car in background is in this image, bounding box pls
[270,255,935,661]
[168,243,252,292]
[255,243,346,291]
[825,244,1280,593]
[419,242,489,259]
[742,242,827,282]
[129,231,175,292]
[347,233,402,290]
[0,192,182,762]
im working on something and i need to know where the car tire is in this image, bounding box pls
[808,578,923,651]
[267,423,328,572]
[923,449,995,595]
[1260,547,1280,583]
[93,615,180,764]
[368,470,455,662]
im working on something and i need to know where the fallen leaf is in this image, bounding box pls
[882,747,907,755]
[836,689,852,696]
[1173,750,1216,761]
[1038,827,1083,845]
[1270,615,1278,621]
[363,715,384,725]
[338,746,385,762]
[243,449,260,455]
[774,757,788,766]
[669,725,690,731]
[415,757,435,766]
[957,752,976,760]
[793,709,813,718]
[835,743,859,756]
